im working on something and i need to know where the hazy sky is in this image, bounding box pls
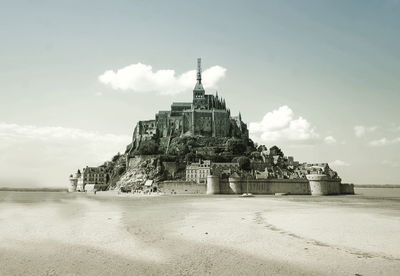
[1,0,399,187]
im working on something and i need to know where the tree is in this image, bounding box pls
[184,152,196,163]
[137,140,159,155]
[250,151,261,161]
[169,142,189,156]
[226,138,246,155]
[112,152,121,162]
[269,145,284,157]
[237,156,251,172]
[117,164,126,175]
[257,145,267,152]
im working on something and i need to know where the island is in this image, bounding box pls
[69,59,354,196]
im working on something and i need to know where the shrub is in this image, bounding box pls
[184,152,196,163]
[237,156,251,171]
[137,140,159,155]
[270,145,284,157]
[226,138,247,155]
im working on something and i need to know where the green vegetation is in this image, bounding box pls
[101,152,127,189]
[136,140,160,155]
[237,156,251,171]
[104,133,311,190]
[226,138,247,155]
[269,145,284,158]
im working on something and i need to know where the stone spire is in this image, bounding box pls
[193,58,205,92]
[197,58,202,84]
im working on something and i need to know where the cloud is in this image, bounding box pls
[0,123,129,145]
[381,160,400,168]
[98,63,226,95]
[368,137,400,147]
[354,125,377,137]
[330,160,350,167]
[249,106,319,143]
[0,122,130,187]
[324,136,337,144]
[389,124,400,132]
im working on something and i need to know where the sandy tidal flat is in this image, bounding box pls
[0,191,400,275]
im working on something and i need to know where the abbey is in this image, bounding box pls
[130,58,248,149]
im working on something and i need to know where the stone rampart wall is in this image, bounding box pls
[157,178,354,196]
[158,181,206,194]
[219,179,233,194]
[340,183,355,194]
[218,178,310,195]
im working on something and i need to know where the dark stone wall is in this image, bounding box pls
[158,181,206,194]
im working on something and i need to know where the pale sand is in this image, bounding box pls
[0,192,399,275]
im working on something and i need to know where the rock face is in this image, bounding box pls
[116,156,164,191]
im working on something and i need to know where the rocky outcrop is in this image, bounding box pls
[116,156,164,191]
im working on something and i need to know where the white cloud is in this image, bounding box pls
[98,63,226,95]
[368,137,400,147]
[330,160,350,167]
[381,160,400,168]
[324,136,337,144]
[354,125,377,137]
[249,106,319,143]
[389,125,400,132]
[0,123,130,187]
[0,123,129,145]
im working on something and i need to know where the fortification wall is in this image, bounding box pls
[158,181,206,194]
[267,180,310,194]
[157,178,353,196]
[206,176,220,195]
[340,183,355,194]
[219,179,234,194]
[306,174,341,195]
[221,178,310,195]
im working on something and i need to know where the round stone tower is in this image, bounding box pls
[68,174,77,192]
[306,174,340,196]
[68,170,81,192]
[206,175,220,195]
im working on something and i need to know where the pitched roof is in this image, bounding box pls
[193,82,205,91]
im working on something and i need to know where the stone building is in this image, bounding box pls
[76,176,85,192]
[81,166,108,191]
[186,160,241,184]
[129,58,249,151]
[186,160,211,184]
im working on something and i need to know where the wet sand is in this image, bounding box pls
[0,191,399,275]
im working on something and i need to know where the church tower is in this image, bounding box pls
[193,58,206,109]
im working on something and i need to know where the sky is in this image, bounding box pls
[1,0,399,187]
